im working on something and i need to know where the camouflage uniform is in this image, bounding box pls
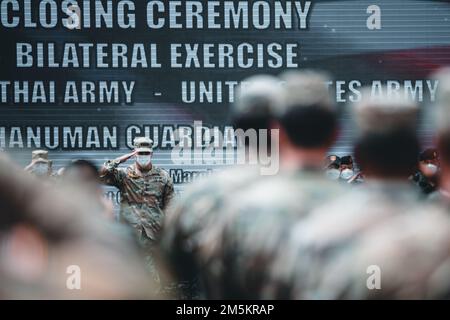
[313,208,450,299]
[270,86,450,299]
[100,140,174,283]
[161,164,265,299]
[101,161,174,243]
[163,167,343,299]
[160,74,284,299]
[213,168,344,299]
[273,181,434,299]
[200,70,342,299]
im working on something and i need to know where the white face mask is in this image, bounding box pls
[33,163,49,176]
[340,169,354,180]
[136,155,152,168]
[425,163,438,175]
[326,168,341,180]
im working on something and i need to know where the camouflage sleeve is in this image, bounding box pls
[162,175,175,212]
[99,159,125,188]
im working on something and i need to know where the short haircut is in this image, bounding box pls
[355,129,419,177]
[66,159,99,178]
[232,113,272,132]
[279,106,337,148]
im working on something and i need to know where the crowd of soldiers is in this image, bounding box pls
[2,68,450,299]
[161,69,450,299]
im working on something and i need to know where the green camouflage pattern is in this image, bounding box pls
[100,160,174,242]
[311,209,450,299]
[274,180,450,299]
[162,167,344,299]
[214,168,345,299]
[161,165,266,299]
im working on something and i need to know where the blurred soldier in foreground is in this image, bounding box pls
[63,159,114,220]
[275,87,450,299]
[160,75,283,299]
[0,154,161,299]
[24,150,53,177]
[434,68,450,203]
[100,137,174,280]
[210,70,344,299]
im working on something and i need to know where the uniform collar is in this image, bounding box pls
[128,163,155,177]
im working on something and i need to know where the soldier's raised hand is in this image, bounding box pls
[116,150,138,164]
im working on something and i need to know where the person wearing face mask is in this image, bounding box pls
[100,137,174,282]
[324,155,341,180]
[411,148,440,195]
[339,155,355,182]
[24,150,53,178]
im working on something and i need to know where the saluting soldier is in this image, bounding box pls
[100,137,174,279]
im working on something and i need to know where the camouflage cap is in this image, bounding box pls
[133,137,153,153]
[32,150,51,164]
[352,87,419,135]
[277,69,334,117]
[232,74,284,118]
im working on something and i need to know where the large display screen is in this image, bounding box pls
[1,0,449,204]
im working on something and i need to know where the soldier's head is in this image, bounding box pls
[418,148,440,178]
[339,155,355,181]
[232,75,283,131]
[232,75,283,158]
[324,155,341,168]
[133,137,153,171]
[26,150,52,177]
[352,87,420,179]
[275,70,338,167]
[63,159,101,191]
